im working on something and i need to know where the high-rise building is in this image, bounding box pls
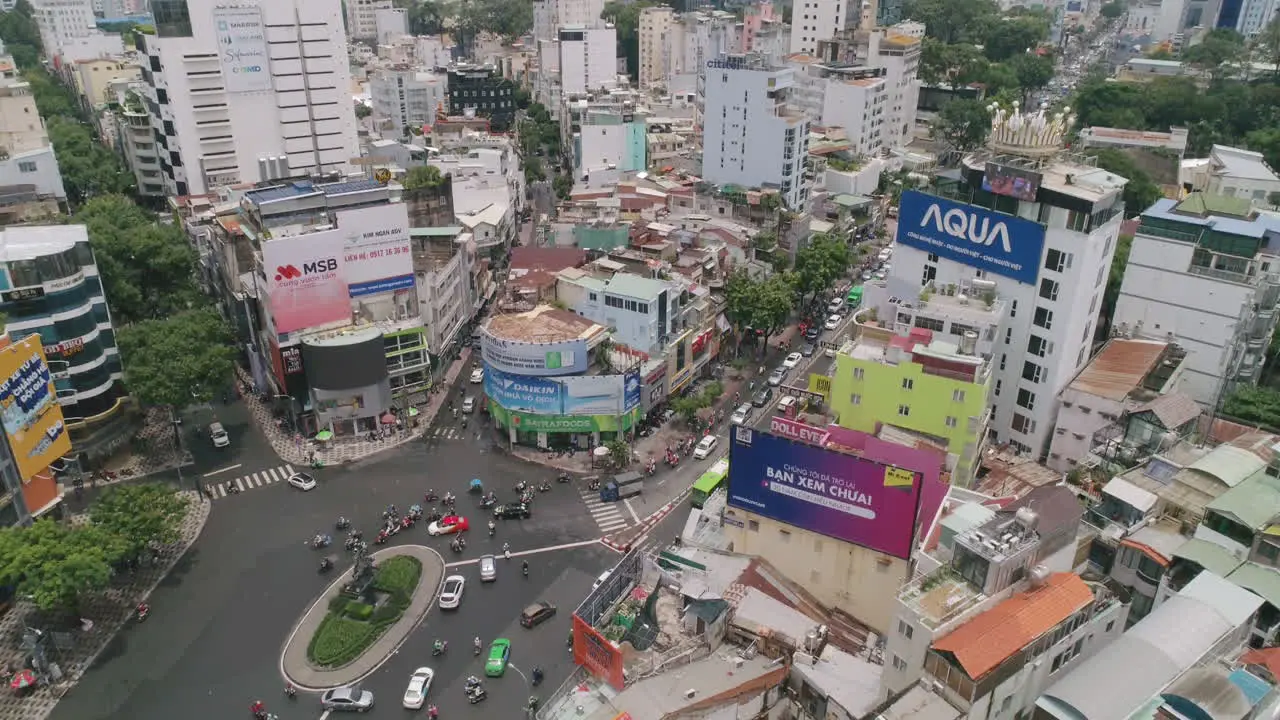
[446,64,517,131]
[139,0,359,195]
[532,0,605,42]
[0,56,66,216]
[638,6,676,89]
[700,53,809,209]
[875,106,1128,458]
[788,58,888,156]
[0,225,130,460]
[345,0,393,40]
[1113,194,1280,408]
[789,0,851,55]
[30,0,95,55]
[370,66,447,136]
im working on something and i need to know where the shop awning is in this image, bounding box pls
[716,314,731,333]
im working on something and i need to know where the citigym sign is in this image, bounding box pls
[897,190,1047,285]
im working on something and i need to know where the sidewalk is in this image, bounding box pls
[281,545,445,690]
[601,487,690,552]
[85,407,195,490]
[0,491,210,720]
[240,348,473,466]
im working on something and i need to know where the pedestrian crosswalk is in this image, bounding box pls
[426,426,469,441]
[580,489,631,534]
[208,465,297,499]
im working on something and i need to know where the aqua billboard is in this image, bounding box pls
[897,190,1047,285]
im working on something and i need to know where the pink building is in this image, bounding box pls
[741,1,779,52]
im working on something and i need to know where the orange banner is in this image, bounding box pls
[572,614,625,690]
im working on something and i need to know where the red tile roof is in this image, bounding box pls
[931,573,1093,679]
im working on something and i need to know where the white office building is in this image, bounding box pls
[369,66,447,136]
[788,57,888,156]
[346,0,393,40]
[857,27,921,152]
[1113,194,1280,408]
[141,0,359,195]
[30,0,95,55]
[532,0,605,42]
[700,54,809,209]
[0,56,66,209]
[877,107,1128,457]
[535,25,618,114]
[790,0,850,55]
[374,7,409,45]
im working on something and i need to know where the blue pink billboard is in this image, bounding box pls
[727,426,923,559]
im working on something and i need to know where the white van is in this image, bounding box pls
[209,422,230,448]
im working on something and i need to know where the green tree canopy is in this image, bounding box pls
[48,117,137,203]
[0,0,44,68]
[1099,0,1126,19]
[793,234,851,308]
[0,520,121,613]
[403,164,446,189]
[1181,28,1246,82]
[902,0,999,44]
[88,484,189,562]
[982,17,1048,61]
[933,98,993,152]
[117,308,237,408]
[1008,52,1054,101]
[1088,148,1163,217]
[76,195,199,323]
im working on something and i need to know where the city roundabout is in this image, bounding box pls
[280,544,445,690]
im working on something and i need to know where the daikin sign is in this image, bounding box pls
[897,190,1047,285]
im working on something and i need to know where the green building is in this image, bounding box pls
[827,319,994,486]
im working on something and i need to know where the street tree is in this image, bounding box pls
[793,235,851,309]
[1007,53,1054,102]
[982,17,1048,62]
[88,484,189,563]
[1258,16,1280,80]
[47,117,136,204]
[933,98,992,153]
[0,520,121,614]
[0,0,43,68]
[76,195,198,323]
[118,308,236,408]
[403,164,446,189]
[1182,28,1246,83]
[724,269,759,356]
[920,39,989,86]
[1099,0,1126,19]
[902,0,998,44]
[750,274,796,357]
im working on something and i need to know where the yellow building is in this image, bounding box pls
[72,58,141,108]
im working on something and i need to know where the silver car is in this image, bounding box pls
[321,686,374,712]
[479,554,497,582]
[730,403,752,426]
[768,367,786,387]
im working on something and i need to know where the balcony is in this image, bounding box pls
[1250,307,1276,339]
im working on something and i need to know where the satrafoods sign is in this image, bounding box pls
[898,190,1047,285]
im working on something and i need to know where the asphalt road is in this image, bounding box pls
[49,370,622,720]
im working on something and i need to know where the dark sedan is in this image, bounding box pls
[494,502,531,520]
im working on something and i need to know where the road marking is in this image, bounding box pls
[202,463,242,477]
[624,499,641,523]
[443,539,600,568]
[319,712,331,720]
[598,519,629,531]
[234,477,245,492]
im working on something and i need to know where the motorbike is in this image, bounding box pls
[480,496,497,509]
[311,534,332,549]
[310,459,323,470]
[426,509,443,522]
[537,481,551,493]
[442,492,456,507]
[136,603,149,622]
[450,537,466,553]
[335,517,350,530]
[588,479,601,492]
[319,556,335,573]
[645,460,657,477]
[532,667,544,686]
[520,492,534,505]
[488,521,496,537]
[466,686,487,704]
[556,472,571,483]
[424,490,440,503]
[514,481,528,494]
[400,515,415,529]
[375,530,390,545]
[432,640,447,656]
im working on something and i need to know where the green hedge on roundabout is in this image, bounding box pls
[306,555,423,668]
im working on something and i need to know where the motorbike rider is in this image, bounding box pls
[428,704,439,719]
[488,519,496,536]
[474,636,482,653]
[503,542,511,559]
[136,602,149,618]
[251,700,266,718]
[284,683,296,698]
[522,560,529,576]
[433,638,446,653]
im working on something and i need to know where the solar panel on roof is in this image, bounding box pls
[1144,458,1178,485]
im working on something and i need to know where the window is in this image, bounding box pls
[1000,696,1013,713]
[1005,327,1013,344]
[898,619,914,638]
[1012,413,1036,435]
[1105,620,1115,633]
[945,415,958,428]
[853,367,864,380]
[748,519,759,531]
[952,389,965,402]
[1045,248,1070,272]
[152,0,193,37]
[1039,278,1059,301]
[897,404,910,416]
[849,393,862,405]
[1009,299,1017,317]
[1022,361,1043,383]
[891,654,907,671]
[1028,335,1049,357]
[1017,388,1036,411]
[1000,353,1007,371]
[995,379,1002,396]
[17,161,36,173]
[1033,307,1054,330]
[902,378,914,390]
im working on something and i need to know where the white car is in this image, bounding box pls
[693,435,719,460]
[479,554,497,582]
[470,367,484,383]
[462,396,475,413]
[768,368,786,387]
[286,472,317,491]
[593,570,612,590]
[824,314,841,331]
[782,352,802,370]
[438,574,465,609]
[403,667,434,709]
[777,395,798,414]
[729,403,752,426]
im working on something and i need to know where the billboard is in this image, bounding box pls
[262,231,350,334]
[769,416,830,446]
[340,204,415,298]
[483,365,640,416]
[898,190,1046,285]
[0,336,72,481]
[982,163,1043,202]
[726,427,922,559]
[480,330,588,376]
[213,5,272,94]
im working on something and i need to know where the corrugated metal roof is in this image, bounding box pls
[1207,468,1280,530]
[1187,445,1266,489]
[1131,392,1201,430]
[1226,562,1280,609]
[1171,537,1246,577]
[1103,476,1158,513]
[1066,339,1168,401]
[932,573,1093,680]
